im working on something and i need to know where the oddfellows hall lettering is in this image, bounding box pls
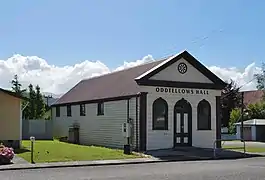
[155,87,209,95]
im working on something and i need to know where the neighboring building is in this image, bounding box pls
[243,90,264,107]
[235,119,265,141]
[51,50,226,151]
[0,88,27,148]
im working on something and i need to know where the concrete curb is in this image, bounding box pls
[0,154,263,171]
[0,157,214,171]
[0,158,164,171]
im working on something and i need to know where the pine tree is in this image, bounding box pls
[35,85,45,119]
[10,74,29,119]
[28,84,36,119]
[11,74,26,95]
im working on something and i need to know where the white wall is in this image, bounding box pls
[141,86,221,150]
[52,97,140,149]
[149,58,213,84]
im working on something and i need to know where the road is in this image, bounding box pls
[2,158,265,180]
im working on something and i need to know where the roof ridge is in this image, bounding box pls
[243,89,263,92]
[81,55,171,82]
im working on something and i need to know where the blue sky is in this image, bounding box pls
[0,0,264,69]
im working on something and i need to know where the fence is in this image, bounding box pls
[22,119,53,140]
[221,133,237,140]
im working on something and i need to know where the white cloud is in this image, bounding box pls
[0,54,262,96]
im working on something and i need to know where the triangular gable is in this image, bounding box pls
[135,50,226,90]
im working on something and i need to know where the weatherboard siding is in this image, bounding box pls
[0,91,21,141]
[149,58,213,84]
[52,97,139,149]
[141,86,221,150]
[129,97,140,150]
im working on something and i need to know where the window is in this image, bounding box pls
[56,106,60,117]
[97,102,104,115]
[197,99,211,130]
[152,98,168,130]
[80,104,86,116]
[67,105,72,117]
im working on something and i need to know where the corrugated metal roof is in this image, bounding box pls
[53,58,168,105]
[235,119,265,126]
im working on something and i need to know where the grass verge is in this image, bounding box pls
[223,146,265,153]
[15,140,140,163]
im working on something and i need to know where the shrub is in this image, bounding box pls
[229,108,241,134]
[0,143,14,165]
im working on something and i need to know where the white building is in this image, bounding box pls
[51,50,226,151]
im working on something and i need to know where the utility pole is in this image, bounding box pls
[240,91,244,140]
[44,94,53,108]
[44,95,53,120]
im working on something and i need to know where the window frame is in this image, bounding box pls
[66,105,72,117]
[80,104,86,116]
[97,102,104,116]
[197,99,211,130]
[56,106,60,117]
[152,97,168,130]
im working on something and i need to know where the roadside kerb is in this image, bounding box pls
[0,153,262,171]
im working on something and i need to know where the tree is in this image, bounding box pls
[229,108,241,134]
[11,74,26,95]
[10,75,29,119]
[254,64,265,99]
[255,63,265,90]
[35,85,46,119]
[221,79,242,127]
[28,84,36,119]
[246,102,265,119]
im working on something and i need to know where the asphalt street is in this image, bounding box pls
[2,157,265,180]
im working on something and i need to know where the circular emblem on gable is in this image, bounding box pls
[177,63,187,74]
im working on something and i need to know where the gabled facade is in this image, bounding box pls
[51,50,226,151]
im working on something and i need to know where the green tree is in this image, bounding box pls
[247,102,265,119]
[35,85,45,119]
[255,63,265,90]
[28,84,36,119]
[229,108,241,134]
[254,64,265,99]
[221,79,242,127]
[10,74,29,119]
[11,74,26,95]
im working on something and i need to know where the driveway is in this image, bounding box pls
[1,157,265,179]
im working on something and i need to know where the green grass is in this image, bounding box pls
[15,140,140,163]
[223,146,265,153]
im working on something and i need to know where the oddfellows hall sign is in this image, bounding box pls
[155,87,209,95]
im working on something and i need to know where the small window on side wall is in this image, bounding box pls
[197,99,211,130]
[97,102,104,115]
[80,104,86,116]
[66,105,72,117]
[56,106,60,117]
[152,97,168,130]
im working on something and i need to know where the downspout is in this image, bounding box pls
[127,98,130,146]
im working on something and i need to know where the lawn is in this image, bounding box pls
[223,146,265,153]
[15,140,140,163]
